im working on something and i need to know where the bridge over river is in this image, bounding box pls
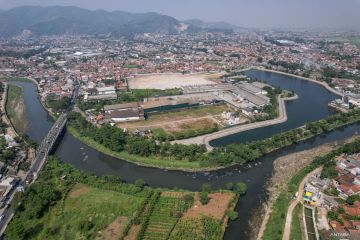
[25,112,67,184]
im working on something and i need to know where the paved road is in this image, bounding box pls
[282,167,323,240]
[173,95,297,150]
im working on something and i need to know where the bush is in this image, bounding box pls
[182,194,194,203]
[235,182,247,195]
[199,191,209,205]
[226,210,238,220]
[201,184,212,193]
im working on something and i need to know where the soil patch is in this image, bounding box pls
[129,72,222,90]
[101,216,128,240]
[183,192,234,220]
[124,224,140,240]
[68,184,91,198]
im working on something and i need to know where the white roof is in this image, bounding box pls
[97,86,116,92]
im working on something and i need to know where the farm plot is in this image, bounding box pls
[169,216,223,240]
[141,196,192,240]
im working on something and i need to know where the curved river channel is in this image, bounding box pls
[11,70,360,239]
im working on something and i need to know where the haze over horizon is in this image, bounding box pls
[0,0,360,30]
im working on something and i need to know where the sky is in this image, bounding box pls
[1,0,360,30]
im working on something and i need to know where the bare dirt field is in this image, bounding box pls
[129,72,222,90]
[102,216,128,240]
[182,192,234,220]
[117,104,231,133]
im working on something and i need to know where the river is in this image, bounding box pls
[9,70,360,239]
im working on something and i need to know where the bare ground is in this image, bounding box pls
[100,216,128,240]
[68,184,91,198]
[182,192,234,220]
[129,72,222,90]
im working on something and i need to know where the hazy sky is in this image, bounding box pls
[1,0,360,29]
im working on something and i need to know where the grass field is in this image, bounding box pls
[6,84,28,134]
[36,183,145,239]
[5,157,151,240]
[290,204,303,240]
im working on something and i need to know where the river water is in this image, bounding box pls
[10,70,359,239]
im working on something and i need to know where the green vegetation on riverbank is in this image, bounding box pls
[5,157,151,240]
[67,108,360,171]
[5,157,237,240]
[45,93,70,112]
[262,137,360,240]
[290,204,302,240]
[6,84,28,134]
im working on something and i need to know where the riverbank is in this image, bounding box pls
[5,84,28,134]
[174,94,298,149]
[256,68,343,97]
[256,135,360,240]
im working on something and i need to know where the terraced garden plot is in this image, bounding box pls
[169,216,223,240]
[142,197,191,240]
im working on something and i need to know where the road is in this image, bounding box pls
[282,167,323,240]
[173,94,297,150]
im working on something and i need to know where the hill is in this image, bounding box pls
[0,6,182,38]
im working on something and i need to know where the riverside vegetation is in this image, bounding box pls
[67,108,360,170]
[5,157,239,240]
[262,137,360,240]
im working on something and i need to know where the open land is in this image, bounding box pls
[117,104,241,134]
[129,72,222,90]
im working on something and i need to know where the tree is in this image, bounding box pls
[346,195,360,205]
[226,210,238,220]
[235,182,247,195]
[199,191,209,205]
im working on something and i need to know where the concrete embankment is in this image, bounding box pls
[255,68,343,97]
[173,94,298,150]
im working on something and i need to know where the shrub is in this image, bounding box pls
[199,191,209,205]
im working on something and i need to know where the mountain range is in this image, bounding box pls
[0,6,240,38]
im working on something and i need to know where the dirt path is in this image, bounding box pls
[174,94,297,150]
[282,167,322,240]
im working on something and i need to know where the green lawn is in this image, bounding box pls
[290,204,303,240]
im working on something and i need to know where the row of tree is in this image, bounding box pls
[68,108,360,167]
